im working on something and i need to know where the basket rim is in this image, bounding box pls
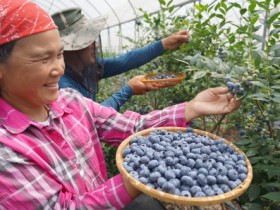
[116,127,253,206]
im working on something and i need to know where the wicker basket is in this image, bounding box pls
[142,72,186,87]
[116,127,253,206]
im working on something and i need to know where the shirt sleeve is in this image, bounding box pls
[0,146,132,210]
[91,100,188,146]
[101,84,133,111]
[102,40,164,78]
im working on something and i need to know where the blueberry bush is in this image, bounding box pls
[98,0,280,209]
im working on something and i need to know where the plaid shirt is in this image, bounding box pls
[0,88,187,210]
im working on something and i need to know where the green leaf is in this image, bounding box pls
[271,85,280,89]
[267,13,280,26]
[271,96,280,103]
[253,25,262,32]
[249,156,262,164]
[250,81,268,88]
[235,139,252,146]
[248,2,256,12]
[270,28,280,35]
[211,72,224,78]
[270,43,280,51]
[192,71,207,80]
[240,8,247,15]
[228,35,235,43]
[244,203,264,210]
[262,192,280,202]
[247,185,260,202]
[158,0,166,5]
[246,149,259,157]
[251,14,259,25]
[253,34,266,43]
[190,54,201,66]
[248,93,269,102]
[252,50,262,66]
[262,182,280,188]
[215,14,224,19]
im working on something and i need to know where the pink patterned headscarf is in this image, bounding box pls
[0,0,57,45]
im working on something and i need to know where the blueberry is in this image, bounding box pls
[220,184,231,193]
[140,156,150,164]
[149,171,161,182]
[228,169,239,181]
[149,135,161,144]
[228,181,238,189]
[164,170,176,180]
[217,165,228,176]
[157,177,167,187]
[122,147,132,157]
[181,175,195,186]
[197,174,207,186]
[186,127,193,132]
[195,159,203,168]
[179,155,188,165]
[194,191,206,197]
[188,170,198,179]
[209,168,218,176]
[217,175,229,184]
[138,177,148,184]
[170,178,181,188]
[148,160,159,169]
[130,171,139,179]
[204,188,215,196]
[190,186,202,196]
[207,175,217,185]
[236,165,247,174]
[181,190,191,197]
[139,168,150,177]
[198,168,208,176]
[186,158,196,168]
[213,187,224,195]
[162,182,176,194]
[239,130,246,136]
[239,173,247,181]
[180,166,192,176]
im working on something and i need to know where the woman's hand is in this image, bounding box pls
[127,75,161,95]
[162,30,190,51]
[184,87,241,122]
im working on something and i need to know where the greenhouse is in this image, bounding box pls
[1,0,280,209]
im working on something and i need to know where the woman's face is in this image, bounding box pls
[76,42,96,65]
[0,29,65,108]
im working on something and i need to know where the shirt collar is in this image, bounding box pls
[0,95,73,134]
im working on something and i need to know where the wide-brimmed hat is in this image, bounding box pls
[51,8,108,51]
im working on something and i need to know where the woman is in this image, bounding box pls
[52,8,190,111]
[0,1,240,209]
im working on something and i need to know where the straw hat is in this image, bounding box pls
[51,8,108,51]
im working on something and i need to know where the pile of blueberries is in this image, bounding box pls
[149,73,178,80]
[226,76,245,96]
[122,128,248,198]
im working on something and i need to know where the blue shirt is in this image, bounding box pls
[59,40,164,111]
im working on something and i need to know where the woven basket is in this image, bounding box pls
[116,127,253,206]
[142,72,186,87]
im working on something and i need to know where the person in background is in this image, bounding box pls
[0,0,241,209]
[51,8,190,111]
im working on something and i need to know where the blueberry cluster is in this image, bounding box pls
[226,76,245,96]
[122,128,248,198]
[150,74,178,80]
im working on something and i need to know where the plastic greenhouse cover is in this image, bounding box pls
[30,0,193,28]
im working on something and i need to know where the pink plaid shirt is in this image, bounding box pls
[0,88,187,210]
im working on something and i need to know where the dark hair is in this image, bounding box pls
[0,41,16,63]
